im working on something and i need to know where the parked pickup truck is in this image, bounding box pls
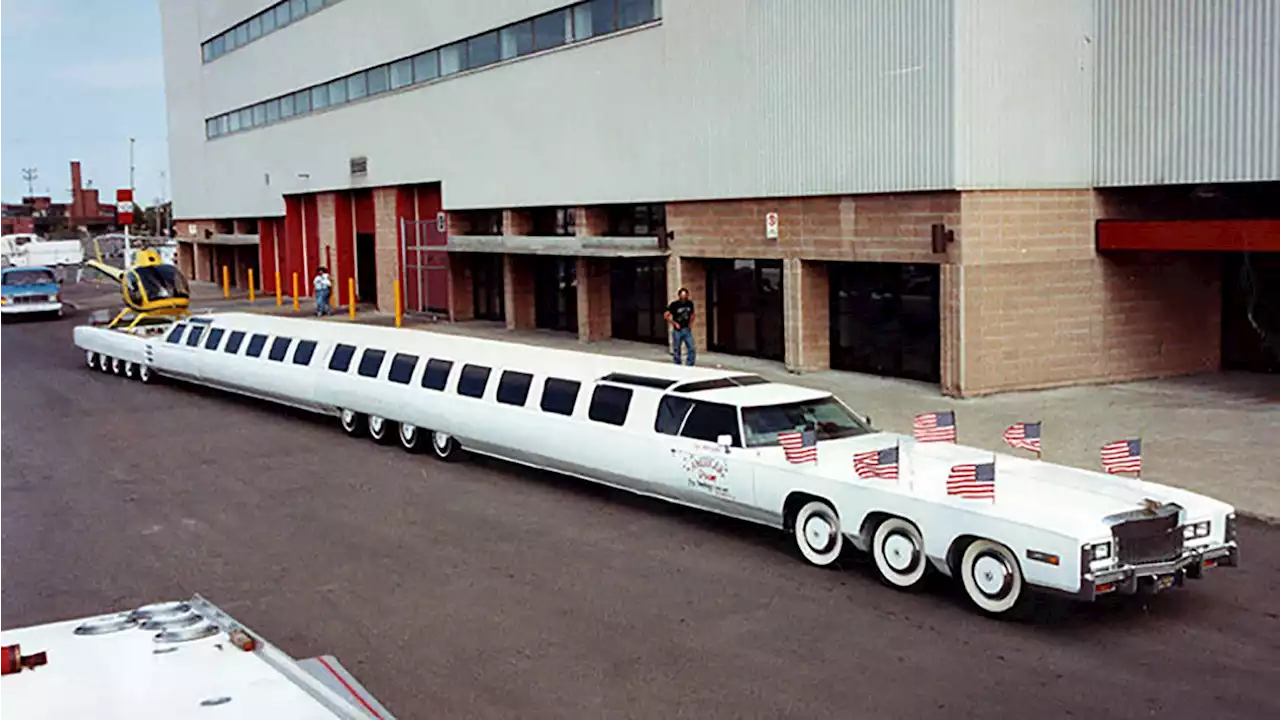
[1,265,63,319]
[0,233,84,268]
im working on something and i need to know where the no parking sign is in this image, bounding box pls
[765,212,779,240]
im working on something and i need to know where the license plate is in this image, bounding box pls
[1154,573,1177,592]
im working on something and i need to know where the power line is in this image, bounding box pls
[21,167,38,196]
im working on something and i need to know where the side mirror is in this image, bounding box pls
[716,434,733,448]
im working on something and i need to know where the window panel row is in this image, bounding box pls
[203,0,338,64]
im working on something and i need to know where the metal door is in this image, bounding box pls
[400,216,449,316]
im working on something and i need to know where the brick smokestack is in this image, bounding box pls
[69,161,84,219]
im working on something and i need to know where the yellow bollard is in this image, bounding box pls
[348,277,356,319]
[292,272,299,312]
[248,269,255,303]
[275,271,282,306]
[222,266,230,298]
[394,280,402,328]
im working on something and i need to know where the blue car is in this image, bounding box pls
[1,265,64,319]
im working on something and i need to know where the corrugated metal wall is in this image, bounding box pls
[662,0,954,200]
[1094,0,1280,186]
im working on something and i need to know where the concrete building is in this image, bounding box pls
[159,0,1280,395]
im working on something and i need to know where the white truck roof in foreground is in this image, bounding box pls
[0,595,395,719]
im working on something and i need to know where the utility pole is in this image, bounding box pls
[21,167,37,196]
[129,137,136,192]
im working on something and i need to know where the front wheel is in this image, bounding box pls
[872,517,929,590]
[959,539,1027,617]
[137,364,154,384]
[793,500,844,567]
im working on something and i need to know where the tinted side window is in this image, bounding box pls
[185,326,206,347]
[457,364,492,398]
[293,340,317,365]
[225,330,246,354]
[246,333,268,357]
[166,324,187,343]
[268,337,292,361]
[422,358,453,390]
[496,370,533,406]
[388,353,418,384]
[588,385,633,426]
[358,349,386,378]
[655,395,695,435]
[540,377,581,416]
[680,401,742,446]
[329,343,356,371]
[205,327,225,350]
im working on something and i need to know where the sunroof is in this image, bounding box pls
[599,372,678,389]
[671,375,770,393]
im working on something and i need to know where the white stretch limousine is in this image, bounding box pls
[75,313,1239,617]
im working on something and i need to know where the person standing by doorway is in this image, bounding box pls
[665,287,696,366]
[313,267,332,317]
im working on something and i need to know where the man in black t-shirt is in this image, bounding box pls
[665,287,696,366]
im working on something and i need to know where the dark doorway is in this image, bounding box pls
[1222,252,1280,373]
[356,233,377,305]
[829,262,940,382]
[611,258,668,344]
[706,259,784,361]
[471,254,505,322]
[534,256,577,333]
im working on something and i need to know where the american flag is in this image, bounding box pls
[1101,438,1142,474]
[947,461,996,500]
[913,411,957,443]
[1002,421,1042,454]
[853,446,899,480]
[778,427,818,464]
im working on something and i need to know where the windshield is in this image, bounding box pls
[3,269,56,286]
[134,265,190,300]
[741,397,873,447]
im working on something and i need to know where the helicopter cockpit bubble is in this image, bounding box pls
[124,264,190,310]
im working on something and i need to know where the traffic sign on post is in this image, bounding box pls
[116,189,134,226]
[765,212,779,240]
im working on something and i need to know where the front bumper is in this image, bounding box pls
[1,300,62,315]
[1078,542,1238,601]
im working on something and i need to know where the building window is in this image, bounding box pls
[328,78,348,105]
[471,254,505,322]
[413,51,438,82]
[500,21,534,59]
[280,94,295,118]
[607,204,665,236]
[390,58,413,89]
[347,72,367,101]
[530,207,575,236]
[225,330,246,353]
[252,104,267,126]
[611,258,667,345]
[706,259,784,362]
[358,348,386,378]
[618,0,657,29]
[496,370,533,406]
[829,262,941,383]
[268,337,292,361]
[588,385,633,426]
[468,32,500,69]
[422,358,453,390]
[533,9,570,52]
[457,364,491,398]
[294,340,317,365]
[311,85,329,111]
[440,42,466,75]
[247,14,262,40]
[540,377,581,415]
[388,352,418,384]
[329,342,356,371]
[275,3,291,28]
[367,65,390,95]
[265,99,280,123]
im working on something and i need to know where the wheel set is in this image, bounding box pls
[338,409,462,462]
[84,351,153,385]
[788,499,1027,617]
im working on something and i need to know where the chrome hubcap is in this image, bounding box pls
[433,432,451,452]
[401,424,416,442]
[883,533,918,572]
[370,416,384,434]
[803,515,835,552]
[973,553,1013,598]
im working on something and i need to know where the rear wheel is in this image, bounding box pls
[123,361,135,379]
[340,409,366,438]
[137,364,153,384]
[792,500,844,567]
[431,431,461,462]
[872,517,929,590]
[111,357,123,376]
[399,423,425,453]
[98,355,112,373]
[368,415,392,445]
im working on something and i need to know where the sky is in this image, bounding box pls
[1,0,169,207]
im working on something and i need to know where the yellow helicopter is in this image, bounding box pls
[85,238,191,329]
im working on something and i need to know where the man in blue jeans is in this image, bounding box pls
[665,287,696,366]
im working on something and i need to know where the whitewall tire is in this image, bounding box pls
[86,350,97,368]
[872,517,928,590]
[98,355,112,373]
[340,409,366,438]
[368,415,391,445]
[960,540,1026,617]
[123,361,135,379]
[793,500,844,567]
[430,431,461,462]
[111,357,123,375]
[137,364,153,384]
[399,423,425,453]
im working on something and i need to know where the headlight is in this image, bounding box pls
[1090,541,1112,560]
[1182,521,1211,540]
[47,294,59,302]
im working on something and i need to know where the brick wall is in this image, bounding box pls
[576,258,612,341]
[953,190,1220,396]
[666,192,959,263]
[503,210,533,236]
[575,207,609,237]
[449,256,475,321]
[373,187,401,311]
[503,254,535,330]
[447,212,472,236]
[317,193,338,308]
[783,259,830,372]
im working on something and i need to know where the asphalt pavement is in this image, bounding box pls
[3,310,1279,719]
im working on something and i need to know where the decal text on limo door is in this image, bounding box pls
[676,450,733,500]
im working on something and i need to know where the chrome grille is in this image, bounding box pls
[12,295,48,304]
[1111,508,1183,565]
